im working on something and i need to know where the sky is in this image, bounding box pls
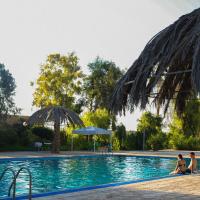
[0,0,199,130]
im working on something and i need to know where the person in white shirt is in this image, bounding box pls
[186,152,197,173]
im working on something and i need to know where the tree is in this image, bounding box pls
[137,112,163,134]
[83,57,124,111]
[182,100,200,136]
[115,123,126,149]
[0,63,20,121]
[82,108,111,129]
[168,100,200,150]
[137,112,165,150]
[32,53,84,112]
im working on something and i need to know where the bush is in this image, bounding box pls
[0,123,42,150]
[112,135,120,151]
[31,126,53,141]
[185,136,200,150]
[147,132,166,151]
[0,126,19,147]
[168,130,200,150]
[124,133,137,150]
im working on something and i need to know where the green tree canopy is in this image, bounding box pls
[168,100,200,150]
[115,123,126,149]
[168,100,200,137]
[182,100,200,136]
[32,53,84,113]
[83,57,124,111]
[82,108,111,129]
[137,111,165,150]
[137,112,163,134]
[0,63,19,121]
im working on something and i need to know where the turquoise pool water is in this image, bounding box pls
[0,155,191,198]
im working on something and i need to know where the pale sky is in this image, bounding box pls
[0,0,199,130]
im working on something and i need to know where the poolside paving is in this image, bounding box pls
[36,175,200,200]
[1,151,200,199]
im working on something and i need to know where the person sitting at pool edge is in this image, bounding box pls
[171,154,186,174]
[186,152,198,173]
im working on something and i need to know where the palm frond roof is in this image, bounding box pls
[110,8,200,115]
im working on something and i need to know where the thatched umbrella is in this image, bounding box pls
[28,106,84,153]
[110,8,200,116]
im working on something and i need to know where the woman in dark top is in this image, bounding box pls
[171,154,186,174]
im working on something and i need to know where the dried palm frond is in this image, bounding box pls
[110,8,200,116]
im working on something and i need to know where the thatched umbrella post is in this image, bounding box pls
[28,106,84,153]
[110,8,200,116]
[52,121,60,153]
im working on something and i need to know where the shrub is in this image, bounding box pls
[186,136,200,150]
[31,126,53,141]
[168,132,187,150]
[0,127,19,147]
[124,133,137,150]
[147,132,166,151]
[112,135,120,151]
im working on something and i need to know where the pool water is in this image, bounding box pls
[0,156,193,198]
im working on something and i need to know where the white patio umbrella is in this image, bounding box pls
[72,126,112,152]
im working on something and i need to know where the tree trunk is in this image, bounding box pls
[52,122,60,153]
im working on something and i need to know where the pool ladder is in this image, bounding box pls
[0,167,32,200]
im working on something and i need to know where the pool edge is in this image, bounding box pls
[0,154,180,200]
[1,174,182,200]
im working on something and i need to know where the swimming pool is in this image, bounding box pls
[0,155,191,199]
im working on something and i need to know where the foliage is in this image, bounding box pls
[137,112,164,150]
[124,132,138,150]
[137,112,163,133]
[0,123,39,148]
[168,131,200,150]
[82,108,111,129]
[32,53,84,112]
[31,126,53,141]
[83,57,123,111]
[182,100,200,136]
[111,134,120,151]
[168,113,184,149]
[0,124,19,147]
[0,64,20,121]
[168,102,200,150]
[115,124,126,149]
[147,132,166,151]
[186,136,200,150]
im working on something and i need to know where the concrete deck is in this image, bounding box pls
[0,151,200,200]
[36,175,200,200]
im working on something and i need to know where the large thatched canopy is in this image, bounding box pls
[28,106,84,153]
[28,106,83,126]
[110,8,200,116]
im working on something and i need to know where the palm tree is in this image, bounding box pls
[110,8,200,116]
[28,106,84,153]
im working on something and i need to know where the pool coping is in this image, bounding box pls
[0,154,182,200]
[0,154,178,161]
